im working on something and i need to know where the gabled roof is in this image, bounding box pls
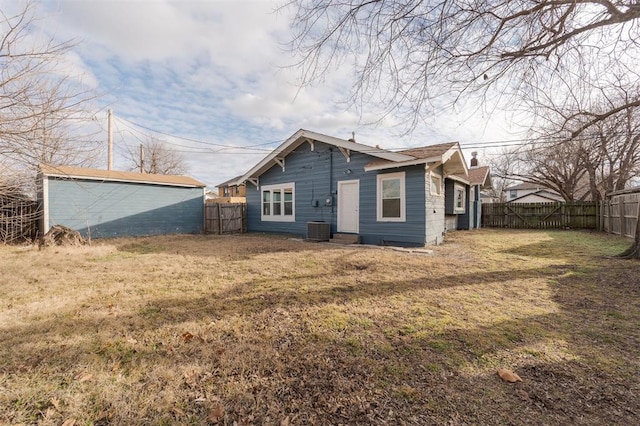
[236,130,470,184]
[217,175,243,188]
[467,166,492,189]
[237,129,414,184]
[39,164,206,188]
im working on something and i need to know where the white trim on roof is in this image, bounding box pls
[236,129,414,183]
[364,156,441,172]
[445,174,470,185]
[42,173,204,188]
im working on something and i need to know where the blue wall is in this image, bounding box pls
[46,178,204,238]
[246,142,426,246]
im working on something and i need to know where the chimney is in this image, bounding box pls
[470,151,478,168]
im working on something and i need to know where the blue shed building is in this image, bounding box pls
[236,129,470,246]
[39,164,206,238]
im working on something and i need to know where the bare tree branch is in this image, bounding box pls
[123,135,189,175]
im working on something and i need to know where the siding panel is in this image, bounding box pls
[47,178,204,238]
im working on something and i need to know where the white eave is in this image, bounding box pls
[236,129,414,185]
[364,156,441,172]
[446,174,471,185]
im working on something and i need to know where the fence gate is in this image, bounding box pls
[205,203,246,234]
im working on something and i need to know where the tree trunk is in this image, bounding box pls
[616,198,640,259]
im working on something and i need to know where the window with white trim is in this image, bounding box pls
[377,172,406,222]
[430,174,442,196]
[261,183,295,222]
[454,184,466,213]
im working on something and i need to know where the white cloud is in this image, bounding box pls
[21,0,519,187]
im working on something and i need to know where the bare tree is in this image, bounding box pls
[508,80,640,201]
[124,136,189,175]
[0,1,101,179]
[499,140,588,202]
[0,1,101,242]
[487,149,518,202]
[287,1,640,130]
[287,0,640,257]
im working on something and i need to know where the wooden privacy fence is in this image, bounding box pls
[205,202,246,234]
[482,202,598,229]
[601,192,639,239]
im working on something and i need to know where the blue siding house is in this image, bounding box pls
[39,164,206,238]
[236,129,470,246]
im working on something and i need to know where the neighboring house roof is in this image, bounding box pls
[505,182,548,191]
[39,164,207,188]
[467,166,492,189]
[508,189,564,203]
[217,175,243,188]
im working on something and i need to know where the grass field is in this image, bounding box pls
[1,229,639,425]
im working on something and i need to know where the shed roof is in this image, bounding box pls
[39,164,207,188]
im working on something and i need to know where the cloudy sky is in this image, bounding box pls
[24,0,515,187]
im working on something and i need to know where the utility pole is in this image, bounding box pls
[140,144,145,173]
[107,109,113,170]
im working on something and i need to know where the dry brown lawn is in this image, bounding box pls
[1,229,639,425]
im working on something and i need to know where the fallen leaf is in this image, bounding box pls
[208,401,225,423]
[497,368,522,383]
[78,374,93,383]
[182,332,194,343]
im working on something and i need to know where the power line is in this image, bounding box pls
[111,113,636,157]
[115,116,280,152]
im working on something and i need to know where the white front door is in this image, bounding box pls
[338,180,359,233]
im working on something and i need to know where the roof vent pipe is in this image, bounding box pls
[348,131,355,143]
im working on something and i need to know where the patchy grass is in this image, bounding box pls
[1,230,639,425]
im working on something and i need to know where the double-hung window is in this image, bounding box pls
[377,172,406,222]
[261,183,295,222]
